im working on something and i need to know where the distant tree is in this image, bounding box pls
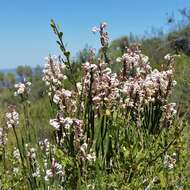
[5,73,16,89]
[75,45,92,64]
[24,65,32,78]
[129,32,140,44]
[0,72,5,87]
[179,8,190,24]
[16,65,32,81]
[69,45,92,81]
[34,65,42,81]
[109,36,129,55]
[16,65,25,81]
[141,37,166,67]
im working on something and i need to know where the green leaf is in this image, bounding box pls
[159,171,166,188]
[56,40,62,46]
[59,32,63,39]
[50,19,56,28]
[64,51,70,58]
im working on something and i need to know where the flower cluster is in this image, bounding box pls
[25,145,41,178]
[27,147,36,161]
[116,48,177,129]
[80,143,96,162]
[162,103,177,126]
[42,56,67,95]
[6,105,19,128]
[0,127,7,147]
[50,115,84,146]
[53,89,77,113]
[92,22,109,47]
[12,147,21,176]
[81,47,177,118]
[164,53,175,69]
[45,158,65,181]
[82,60,120,111]
[42,56,86,152]
[47,44,177,136]
[39,138,50,156]
[13,147,20,160]
[121,69,176,108]
[164,153,177,169]
[14,80,31,97]
[116,46,151,79]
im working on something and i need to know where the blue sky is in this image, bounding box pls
[0,0,190,70]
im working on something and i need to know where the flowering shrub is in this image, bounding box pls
[0,21,189,189]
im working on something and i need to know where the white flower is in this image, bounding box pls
[42,56,67,93]
[44,175,49,181]
[32,168,40,177]
[6,107,19,128]
[86,152,96,162]
[142,55,149,63]
[164,54,171,61]
[62,89,72,97]
[53,89,72,105]
[13,148,20,159]
[172,80,177,86]
[83,62,98,71]
[116,57,122,63]
[80,143,88,155]
[163,153,176,169]
[14,81,31,96]
[53,93,60,104]
[46,169,53,178]
[45,158,65,180]
[101,22,107,29]
[92,96,102,102]
[63,117,73,129]
[26,81,32,86]
[92,26,99,33]
[0,128,7,146]
[49,119,60,130]
[27,148,36,160]
[15,83,25,94]
[76,82,82,92]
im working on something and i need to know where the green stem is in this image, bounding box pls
[12,125,34,190]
